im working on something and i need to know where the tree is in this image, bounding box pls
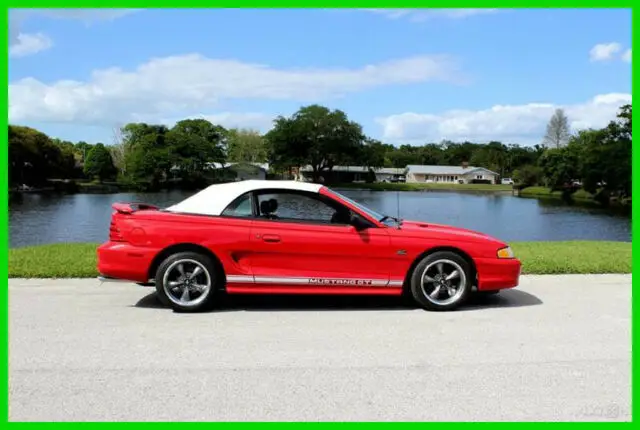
[359,138,387,169]
[505,143,544,175]
[469,141,508,176]
[74,141,93,163]
[8,125,76,186]
[512,164,541,187]
[109,126,128,176]
[417,143,445,165]
[543,108,571,149]
[264,115,308,173]
[227,128,267,163]
[166,119,227,185]
[388,145,420,168]
[51,139,79,178]
[265,105,365,182]
[538,146,580,190]
[121,123,172,188]
[440,141,476,165]
[575,104,631,199]
[84,143,117,181]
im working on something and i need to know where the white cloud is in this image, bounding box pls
[8,8,139,58]
[361,8,502,22]
[9,32,53,58]
[376,93,632,145]
[622,48,632,63]
[589,42,623,62]
[160,112,275,132]
[9,53,464,125]
[199,112,275,132]
[10,8,139,24]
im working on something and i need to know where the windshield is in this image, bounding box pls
[329,189,399,227]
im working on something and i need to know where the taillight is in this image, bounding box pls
[109,219,125,242]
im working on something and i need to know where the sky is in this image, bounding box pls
[8,8,632,146]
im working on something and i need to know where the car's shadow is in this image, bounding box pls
[133,288,542,313]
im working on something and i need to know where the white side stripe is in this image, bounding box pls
[226,275,254,283]
[226,275,404,287]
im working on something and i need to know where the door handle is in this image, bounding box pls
[262,234,281,243]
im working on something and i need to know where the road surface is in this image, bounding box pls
[9,274,631,421]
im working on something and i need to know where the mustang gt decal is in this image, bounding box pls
[309,278,374,286]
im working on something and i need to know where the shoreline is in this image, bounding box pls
[9,180,627,200]
[331,182,514,193]
[10,182,629,217]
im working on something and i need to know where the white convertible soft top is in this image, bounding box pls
[165,180,324,216]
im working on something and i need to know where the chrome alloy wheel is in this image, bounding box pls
[162,259,212,307]
[420,259,467,306]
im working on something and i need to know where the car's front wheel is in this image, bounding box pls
[154,251,218,312]
[409,251,474,311]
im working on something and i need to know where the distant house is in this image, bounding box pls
[298,165,405,183]
[371,167,406,182]
[405,163,499,184]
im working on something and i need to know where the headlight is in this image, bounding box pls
[497,246,515,259]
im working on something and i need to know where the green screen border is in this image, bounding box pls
[3,3,635,424]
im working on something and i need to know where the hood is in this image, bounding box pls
[397,219,505,245]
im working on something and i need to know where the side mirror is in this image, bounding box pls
[349,213,368,231]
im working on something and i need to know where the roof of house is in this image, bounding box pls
[299,165,405,174]
[406,165,498,175]
[165,180,322,216]
[205,162,269,171]
[375,167,406,174]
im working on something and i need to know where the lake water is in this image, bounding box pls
[8,189,631,248]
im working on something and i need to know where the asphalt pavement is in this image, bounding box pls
[9,274,631,421]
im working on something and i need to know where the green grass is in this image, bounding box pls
[76,181,122,192]
[333,182,513,192]
[519,186,595,201]
[8,241,631,278]
[511,241,630,274]
[9,243,98,278]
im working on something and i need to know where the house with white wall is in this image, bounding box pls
[405,164,499,184]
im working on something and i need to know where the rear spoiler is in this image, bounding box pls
[111,202,159,214]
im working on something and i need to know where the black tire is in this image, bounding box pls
[154,251,219,312]
[409,251,474,311]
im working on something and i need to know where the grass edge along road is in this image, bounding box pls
[8,241,631,279]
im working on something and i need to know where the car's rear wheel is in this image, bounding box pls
[409,251,474,311]
[154,251,218,312]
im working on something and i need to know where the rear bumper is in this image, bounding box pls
[475,257,521,291]
[97,241,158,283]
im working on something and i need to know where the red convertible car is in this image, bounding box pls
[97,180,521,312]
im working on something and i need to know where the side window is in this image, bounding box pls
[256,192,346,224]
[222,193,253,218]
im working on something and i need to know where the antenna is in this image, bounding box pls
[396,190,401,229]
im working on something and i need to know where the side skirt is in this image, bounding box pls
[225,275,404,295]
[226,286,403,296]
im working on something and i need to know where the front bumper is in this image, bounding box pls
[475,257,521,291]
